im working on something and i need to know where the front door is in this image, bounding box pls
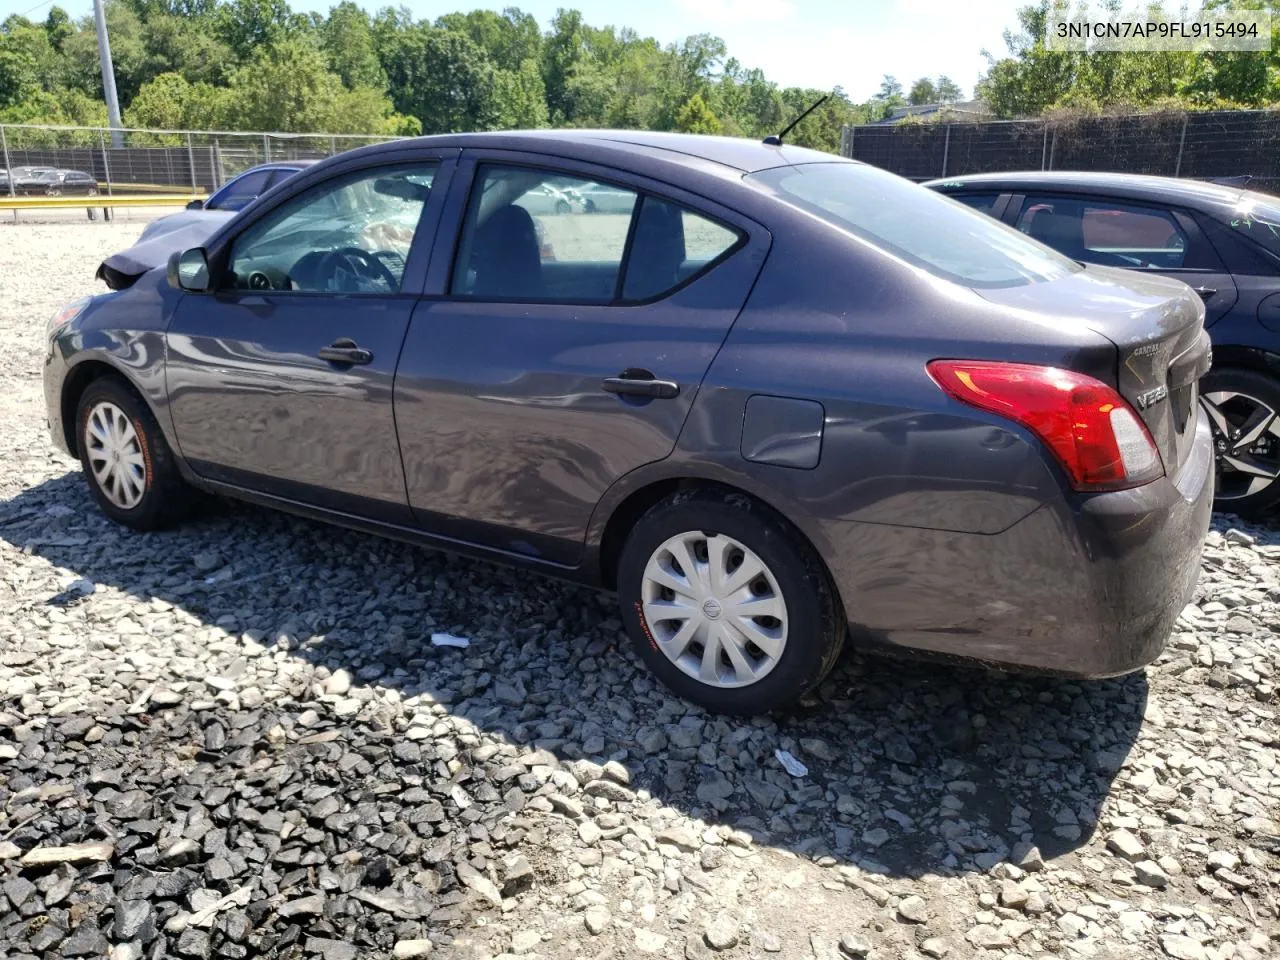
[167,160,444,523]
[393,155,769,565]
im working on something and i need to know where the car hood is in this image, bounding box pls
[97,212,235,290]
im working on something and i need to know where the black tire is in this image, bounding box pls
[1200,367,1280,518]
[585,199,597,214]
[75,377,190,531]
[617,489,846,715]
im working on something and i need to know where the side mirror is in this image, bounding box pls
[185,199,204,210]
[167,248,210,292]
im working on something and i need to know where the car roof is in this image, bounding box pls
[356,130,848,175]
[924,170,1249,211]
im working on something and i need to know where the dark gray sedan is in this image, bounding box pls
[43,131,1213,715]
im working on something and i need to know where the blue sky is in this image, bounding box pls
[37,0,1024,101]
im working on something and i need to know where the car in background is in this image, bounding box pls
[8,167,58,195]
[136,161,314,244]
[6,167,99,196]
[48,132,1212,715]
[927,171,1280,516]
[579,181,637,214]
[98,162,316,290]
[515,181,585,214]
[44,169,100,197]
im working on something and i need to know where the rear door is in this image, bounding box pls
[1012,193,1239,327]
[393,151,769,565]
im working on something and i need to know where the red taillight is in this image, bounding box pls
[927,360,1164,491]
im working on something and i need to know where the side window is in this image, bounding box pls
[265,168,297,190]
[622,197,741,301]
[950,193,1001,216]
[227,163,436,294]
[1017,196,1188,269]
[210,169,272,211]
[452,165,637,301]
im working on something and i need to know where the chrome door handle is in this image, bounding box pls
[317,338,372,365]
[602,369,679,399]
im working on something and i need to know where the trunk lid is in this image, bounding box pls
[977,265,1212,481]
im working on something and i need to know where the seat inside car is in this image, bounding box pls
[472,204,543,298]
[625,199,687,299]
[1027,209,1085,258]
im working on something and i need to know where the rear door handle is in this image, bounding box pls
[317,338,373,365]
[602,369,680,399]
[1194,286,1217,300]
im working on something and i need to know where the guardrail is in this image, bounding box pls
[0,193,205,210]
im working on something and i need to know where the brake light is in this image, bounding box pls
[927,360,1164,491]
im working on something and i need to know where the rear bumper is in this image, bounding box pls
[826,411,1214,677]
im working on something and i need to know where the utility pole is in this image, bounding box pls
[93,0,124,147]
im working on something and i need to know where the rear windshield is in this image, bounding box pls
[747,162,1080,288]
[1223,192,1280,260]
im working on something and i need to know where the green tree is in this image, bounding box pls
[141,13,235,86]
[436,7,541,73]
[214,0,290,61]
[44,7,73,50]
[60,2,153,105]
[675,92,721,134]
[382,24,500,133]
[907,77,936,104]
[0,18,54,110]
[935,75,963,103]
[221,38,406,133]
[322,2,383,89]
[493,57,549,128]
[122,70,191,130]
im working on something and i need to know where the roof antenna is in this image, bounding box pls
[763,94,830,146]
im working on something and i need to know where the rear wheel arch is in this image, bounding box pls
[595,475,837,594]
[1209,345,1280,379]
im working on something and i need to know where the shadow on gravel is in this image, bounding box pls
[3,471,1157,880]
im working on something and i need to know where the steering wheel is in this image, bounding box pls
[315,247,398,293]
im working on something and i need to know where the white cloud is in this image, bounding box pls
[676,0,798,24]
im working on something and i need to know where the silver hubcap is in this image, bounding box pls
[84,402,147,510]
[1200,391,1280,500]
[640,531,787,688]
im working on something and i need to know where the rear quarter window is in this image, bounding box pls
[749,163,1078,289]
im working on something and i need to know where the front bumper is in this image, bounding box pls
[44,337,73,458]
[827,411,1215,677]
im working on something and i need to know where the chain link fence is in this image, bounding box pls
[840,108,1280,193]
[0,123,401,200]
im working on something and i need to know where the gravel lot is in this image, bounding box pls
[0,221,1278,960]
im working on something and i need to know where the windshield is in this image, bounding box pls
[1224,191,1280,260]
[747,162,1080,288]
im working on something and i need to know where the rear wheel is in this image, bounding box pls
[1200,367,1280,517]
[76,377,190,530]
[617,489,845,715]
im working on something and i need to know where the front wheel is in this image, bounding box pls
[1200,367,1280,518]
[76,377,191,530]
[617,489,845,715]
